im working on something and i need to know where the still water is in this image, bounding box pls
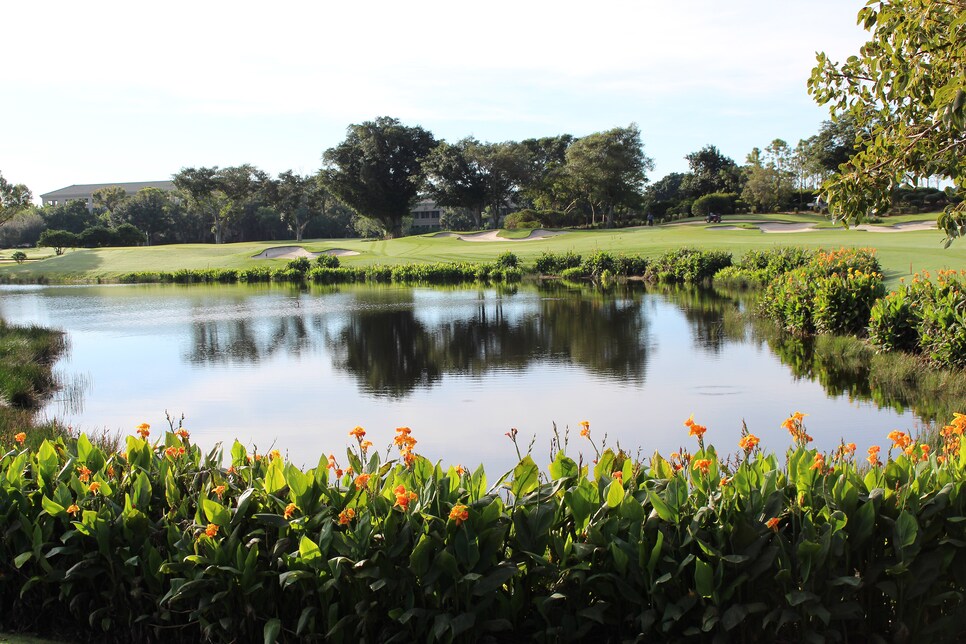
[0,282,920,474]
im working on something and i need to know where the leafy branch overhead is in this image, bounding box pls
[808,0,966,245]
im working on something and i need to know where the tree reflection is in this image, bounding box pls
[182,284,653,398]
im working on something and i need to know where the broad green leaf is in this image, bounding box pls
[895,510,918,550]
[36,440,59,481]
[264,457,286,495]
[41,495,65,517]
[605,480,625,508]
[202,496,230,526]
[511,456,539,498]
[695,558,714,598]
[264,618,281,644]
[299,535,322,564]
[549,451,578,481]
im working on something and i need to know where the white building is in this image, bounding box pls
[40,181,176,211]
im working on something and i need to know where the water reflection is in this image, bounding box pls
[179,283,652,398]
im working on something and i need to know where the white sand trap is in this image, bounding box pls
[708,225,744,231]
[758,223,820,234]
[252,246,360,259]
[457,229,567,242]
[853,221,937,233]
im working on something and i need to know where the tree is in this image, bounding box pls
[321,117,437,238]
[265,171,328,242]
[172,167,225,243]
[680,145,743,198]
[809,1,966,244]
[37,229,79,255]
[420,138,488,228]
[564,124,653,227]
[515,135,576,212]
[1,172,33,226]
[92,186,129,216]
[41,200,97,234]
[741,143,795,213]
[111,187,173,244]
[217,164,268,242]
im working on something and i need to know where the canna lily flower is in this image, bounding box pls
[456,464,467,477]
[810,453,825,472]
[284,503,297,520]
[685,416,707,439]
[403,451,416,467]
[449,504,469,527]
[395,426,412,436]
[766,517,780,532]
[88,482,101,494]
[136,423,150,439]
[14,432,26,445]
[270,450,281,461]
[720,477,731,487]
[349,426,366,440]
[867,445,882,467]
[920,444,931,462]
[213,485,226,499]
[106,466,115,478]
[579,421,590,438]
[77,465,92,483]
[693,459,712,475]
[393,484,418,510]
[887,430,913,451]
[361,440,373,451]
[612,470,623,482]
[67,504,80,516]
[175,429,189,440]
[164,446,181,458]
[335,468,344,478]
[205,523,218,537]
[353,473,371,490]
[738,434,760,452]
[338,508,355,525]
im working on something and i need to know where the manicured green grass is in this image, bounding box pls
[0,213,958,288]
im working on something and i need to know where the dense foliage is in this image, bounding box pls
[869,270,966,368]
[3,414,966,642]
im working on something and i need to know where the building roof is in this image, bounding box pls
[40,181,176,199]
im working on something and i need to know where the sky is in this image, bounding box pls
[2,0,869,200]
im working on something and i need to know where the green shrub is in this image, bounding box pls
[11,251,27,264]
[495,251,519,269]
[3,415,966,642]
[534,251,582,275]
[691,192,738,217]
[646,248,732,283]
[613,254,648,277]
[560,266,586,281]
[581,251,616,278]
[315,253,340,268]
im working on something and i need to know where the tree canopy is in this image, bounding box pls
[321,116,437,238]
[809,0,966,244]
[1,171,33,226]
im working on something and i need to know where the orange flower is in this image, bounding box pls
[213,485,226,499]
[89,481,101,494]
[136,423,150,439]
[612,471,623,482]
[810,453,825,472]
[766,517,780,532]
[349,426,366,440]
[579,421,590,438]
[14,432,26,445]
[394,484,418,510]
[920,444,931,462]
[867,445,882,467]
[327,454,337,468]
[686,416,707,438]
[693,459,712,475]
[361,440,373,451]
[403,451,416,467]
[164,446,181,458]
[394,434,417,449]
[395,426,412,436]
[175,429,190,440]
[77,465,92,483]
[335,468,344,478]
[205,523,218,537]
[887,430,913,451]
[455,464,467,477]
[67,504,80,516]
[353,473,371,490]
[738,434,760,452]
[270,449,281,461]
[720,477,731,487]
[284,503,297,519]
[449,504,469,527]
[106,466,115,478]
[338,507,355,525]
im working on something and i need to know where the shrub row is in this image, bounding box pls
[757,248,885,336]
[644,247,732,283]
[115,259,522,286]
[869,270,966,368]
[3,414,966,642]
[539,249,730,284]
[713,247,814,289]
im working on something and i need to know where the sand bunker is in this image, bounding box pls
[252,246,360,260]
[445,229,567,242]
[853,221,937,233]
[757,223,821,234]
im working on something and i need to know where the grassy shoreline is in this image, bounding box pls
[0,215,960,289]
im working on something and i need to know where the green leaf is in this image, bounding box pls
[41,495,65,517]
[264,457,286,495]
[605,480,625,508]
[263,617,281,644]
[14,552,32,569]
[510,456,539,498]
[549,451,578,481]
[647,489,676,523]
[895,510,918,550]
[299,535,322,564]
[36,440,59,481]
[695,558,714,598]
[202,497,230,527]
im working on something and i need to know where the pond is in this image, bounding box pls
[0,282,923,474]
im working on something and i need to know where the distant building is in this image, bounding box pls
[40,181,176,211]
[410,199,442,231]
